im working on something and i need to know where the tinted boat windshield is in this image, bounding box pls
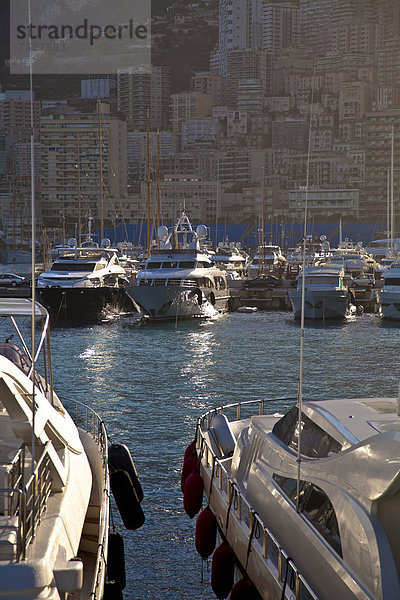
[385,278,400,286]
[51,262,96,272]
[272,406,342,458]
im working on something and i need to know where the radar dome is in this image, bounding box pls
[196,225,208,239]
[102,238,111,248]
[321,240,330,251]
[320,235,327,241]
[157,225,169,240]
[127,242,133,250]
[67,237,77,247]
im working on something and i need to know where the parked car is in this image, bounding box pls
[0,273,26,287]
[349,273,375,289]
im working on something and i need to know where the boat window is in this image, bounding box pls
[197,261,211,268]
[215,276,226,289]
[179,261,195,269]
[273,475,342,557]
[162,262,178,269]
[304,276,339,285]
[147,262,161,269]
[385,278,400,286]
[272,406,342,457]
[51,262,96,272]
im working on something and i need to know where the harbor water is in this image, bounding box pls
[2,309,399,599]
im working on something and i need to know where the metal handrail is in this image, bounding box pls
[62,397,109,600]
[197,399,318,600]
[0,487,24,560]
[23,445,52,556]
[0,442,51,562]
[138,278,197,288]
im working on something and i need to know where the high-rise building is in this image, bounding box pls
[0,91,40,142]
[261,2,300,53]
[299,0,333,48]
[40,107,127,229]
[190,72,226,106]
[216,0,251,76]
[377,38,400,87]
[363,109,400,220]
[377,0,400,40]
[226,48,269,107]
[80,78,115,99]
[171,92,212,135]
[117,66,171,131]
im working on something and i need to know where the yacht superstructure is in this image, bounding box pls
[125,212,231,320]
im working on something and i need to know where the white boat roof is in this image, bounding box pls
[303,264,344,275]
[0,298,48,318]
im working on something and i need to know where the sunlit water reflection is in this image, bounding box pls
[0,310,399,599]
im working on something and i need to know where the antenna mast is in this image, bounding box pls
[297,57,316,511]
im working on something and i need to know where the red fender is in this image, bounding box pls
[180,454,198,492]
[183,469,204,518]
[195,507,217,560]
[184,440,197,461]
[230,577,259,599]
[211,540,235,599]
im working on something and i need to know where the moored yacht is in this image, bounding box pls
[248,244,286,278]
[211,240,249,281]
[183,393,400,600]
[125,212,231,320]
[0,298,135,599]
[324,240,377,277]
[37,237,130,321]
[376,260,400,320]
[288,264,353,319]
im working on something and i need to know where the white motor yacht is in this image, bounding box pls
[288,264,353,319]
[37,238,130,321]
[0,299,121,599]
[211,240,249,281]
[248,245,286,278]
[183,393,400,600]
[324,240,377,277]
[376,260,400,320]
[125,212,231,320]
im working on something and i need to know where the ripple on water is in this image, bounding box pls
[1,310,399,599]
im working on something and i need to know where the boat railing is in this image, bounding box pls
[0,442,52,562]
[62,398,109,600]
[138,278,197,288]
[197,398,318,600]
[23,445,52,554]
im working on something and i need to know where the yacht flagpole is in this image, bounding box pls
[296,59,315,512]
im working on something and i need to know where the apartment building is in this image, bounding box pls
[117,66,171,131]
[171,92,212,135]
[40,108,127,229]
[140,174,219,223]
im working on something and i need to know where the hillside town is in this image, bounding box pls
[1,0,400,246]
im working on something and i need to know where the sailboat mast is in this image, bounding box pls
[156,129,161,249]
[297,61,315,511]
[391,126,395,255]
[97,100,104,243]
[28,0,36,475]
[387,168,390,254]
[146,110,151,257]
[76,132,82,246]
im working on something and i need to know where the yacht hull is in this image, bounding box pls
[289,289,349,319]
[38,287,133,321]
[376,290,400,320]
[125,284,230,320]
